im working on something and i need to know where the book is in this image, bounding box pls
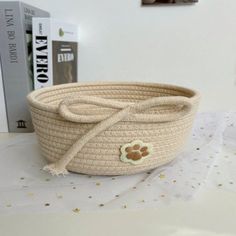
[0,1,49,132]
[32,18,78,89]
[142,0,198,4]
[0,56,8,132]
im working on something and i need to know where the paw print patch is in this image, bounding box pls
[120,140,153,165]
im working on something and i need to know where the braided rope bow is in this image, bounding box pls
[43,95,192,175]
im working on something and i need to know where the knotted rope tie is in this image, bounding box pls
[43,96,192,176]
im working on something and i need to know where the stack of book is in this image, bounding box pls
[0,1,78,133]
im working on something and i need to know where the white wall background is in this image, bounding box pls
[6,0,236,111]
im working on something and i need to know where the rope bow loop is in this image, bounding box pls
[58,95,192,123]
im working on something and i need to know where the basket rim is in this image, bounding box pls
[27,81,200,113]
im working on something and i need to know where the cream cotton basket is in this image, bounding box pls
[27,82,200,176]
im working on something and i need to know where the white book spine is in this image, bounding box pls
[33,18,52,89]
[0,57,8,132]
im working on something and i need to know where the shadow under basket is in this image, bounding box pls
[27,82,200,176]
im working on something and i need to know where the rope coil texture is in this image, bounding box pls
[27,82,200,176]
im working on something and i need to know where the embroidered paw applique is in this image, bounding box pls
[120,140,153,165]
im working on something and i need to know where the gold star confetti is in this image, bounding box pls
[73,208,80,213]
[27,192,34,197]
[159,173,165,179]
[96,182,101,186]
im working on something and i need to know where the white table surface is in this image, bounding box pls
[0,132,236,236]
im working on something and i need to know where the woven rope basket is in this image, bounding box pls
[27,82,200,176]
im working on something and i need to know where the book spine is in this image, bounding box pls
[0,56,8,132]
[0,2,49,132]
[0,2,33,132]
[33,18,52,89]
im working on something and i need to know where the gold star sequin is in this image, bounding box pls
[73,208,80,213]
[159,173,165,179]
[27,192,34,197]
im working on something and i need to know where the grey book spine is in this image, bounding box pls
[0,1,49,132]
[0,55,8,132]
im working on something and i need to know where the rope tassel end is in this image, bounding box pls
[43,163,69,176]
